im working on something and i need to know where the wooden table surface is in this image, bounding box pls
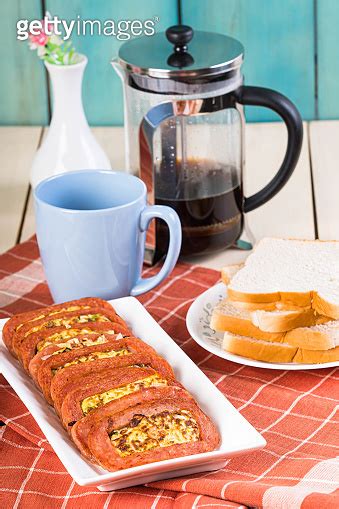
[0,121,337,269]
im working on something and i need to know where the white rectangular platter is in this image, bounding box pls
[0,296,266,491]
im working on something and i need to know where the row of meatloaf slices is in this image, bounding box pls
[3,297,220,471]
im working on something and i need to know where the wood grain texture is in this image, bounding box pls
[309,120,339,240]
[244,121,314,240]
[0,127,42,253]
[0,0,49,125]
[20,190,34,243]
[45,0,178,125]
[2,1,338,125]
[181,0,315,122]
[317,0,339,119]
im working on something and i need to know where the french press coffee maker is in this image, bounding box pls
[113,25,303,262]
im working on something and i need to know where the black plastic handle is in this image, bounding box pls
[234,85,303,213]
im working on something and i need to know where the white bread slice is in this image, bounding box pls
[211,298,329,335]
[250,308,329,333]
[285,321,339,351]
[228,238,339,317]
[211,299,336,350]
[222,332,339,364]
[210,300,285,342]
[223,332,297,362]
[293,346,339,363]
[221,263,243,285]
[221,263,310,312]
[229,300,307,311]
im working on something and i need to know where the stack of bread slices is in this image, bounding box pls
[210,238,339,364]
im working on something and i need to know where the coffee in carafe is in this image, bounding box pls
[155,159,243,256]
[113,24,303,263]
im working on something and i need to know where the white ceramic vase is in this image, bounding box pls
[30,55,111,188]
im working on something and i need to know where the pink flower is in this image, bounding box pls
[28,16,52,47]
[45,20,54,33]
[29,31,48,46]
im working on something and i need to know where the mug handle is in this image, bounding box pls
[130,205,182,296]
[234,85,303,213]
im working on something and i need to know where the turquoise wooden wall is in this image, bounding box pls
[0,0,338,125]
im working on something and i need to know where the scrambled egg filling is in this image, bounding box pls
[24,313,110,338]
[51,348,129,375]
[39,333,124,360]
[81,374,168,416]
[110,410,200,457]
[15,305,90,331]
[37,329,117,352]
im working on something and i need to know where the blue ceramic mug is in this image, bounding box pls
[34,170,182,303]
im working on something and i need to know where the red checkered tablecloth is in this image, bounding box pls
[0,238,338,508]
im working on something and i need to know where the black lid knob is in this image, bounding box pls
[166,25,194,52]
[167,51,194,68]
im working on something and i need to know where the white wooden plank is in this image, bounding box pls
[20,190,34,243]
[244,121,314,240]
[309,120,339,240]
[0,126,42,253]
[92,127,126,170]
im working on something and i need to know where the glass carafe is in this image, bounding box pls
[112,25,303,261]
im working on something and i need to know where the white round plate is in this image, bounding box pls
[186,282,338,370]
